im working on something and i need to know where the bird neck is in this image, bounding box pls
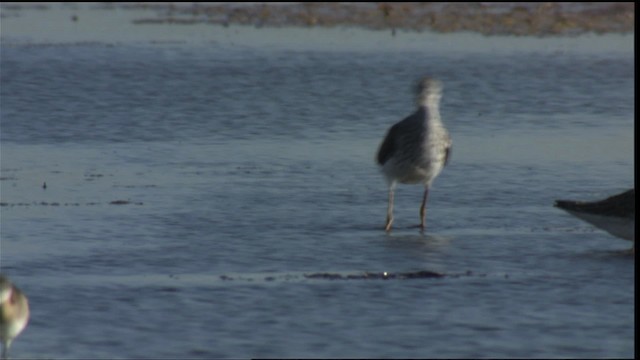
[417,91,440,108]
[419,101,442,126]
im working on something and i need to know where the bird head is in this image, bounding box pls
[415,77,442,107]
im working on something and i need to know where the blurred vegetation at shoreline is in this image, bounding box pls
[1,2,634,37]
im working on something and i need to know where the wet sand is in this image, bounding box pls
[1,3,634,359]
[1,2,634,37]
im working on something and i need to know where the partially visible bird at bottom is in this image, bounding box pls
[376,77,452,232]
[0,275,29,360]
[554,189,635,253]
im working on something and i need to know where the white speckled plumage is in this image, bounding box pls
[376,77,452,232]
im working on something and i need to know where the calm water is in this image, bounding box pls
[0,7,635,359]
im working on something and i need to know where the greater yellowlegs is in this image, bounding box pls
[554,189,635,251]
[376,77,452,232]
[0,275,29,360]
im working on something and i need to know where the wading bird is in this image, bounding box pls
[555,189,635,252]
[1,275,29,360]
[376,77,452,232]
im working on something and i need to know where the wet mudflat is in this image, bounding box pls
[0,3,634,359]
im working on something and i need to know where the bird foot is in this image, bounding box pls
[384,217,393,232]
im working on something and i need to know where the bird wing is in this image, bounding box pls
[443,133,452,166]
[376,111,420,166]
[376,122,400,165]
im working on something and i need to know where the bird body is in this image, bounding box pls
[376,77,451,231]
[378,107,450,185]
[0,275,29,360]
[555,189,635,246]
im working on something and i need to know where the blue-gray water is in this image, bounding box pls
[0,7,635,359]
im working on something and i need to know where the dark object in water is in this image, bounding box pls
[208,270,476,283]
[304,270,444,280]
[110,200,144,205]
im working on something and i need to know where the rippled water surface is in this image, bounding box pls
[0,7,635,359]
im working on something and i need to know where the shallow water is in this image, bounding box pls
[0,6,635,359]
